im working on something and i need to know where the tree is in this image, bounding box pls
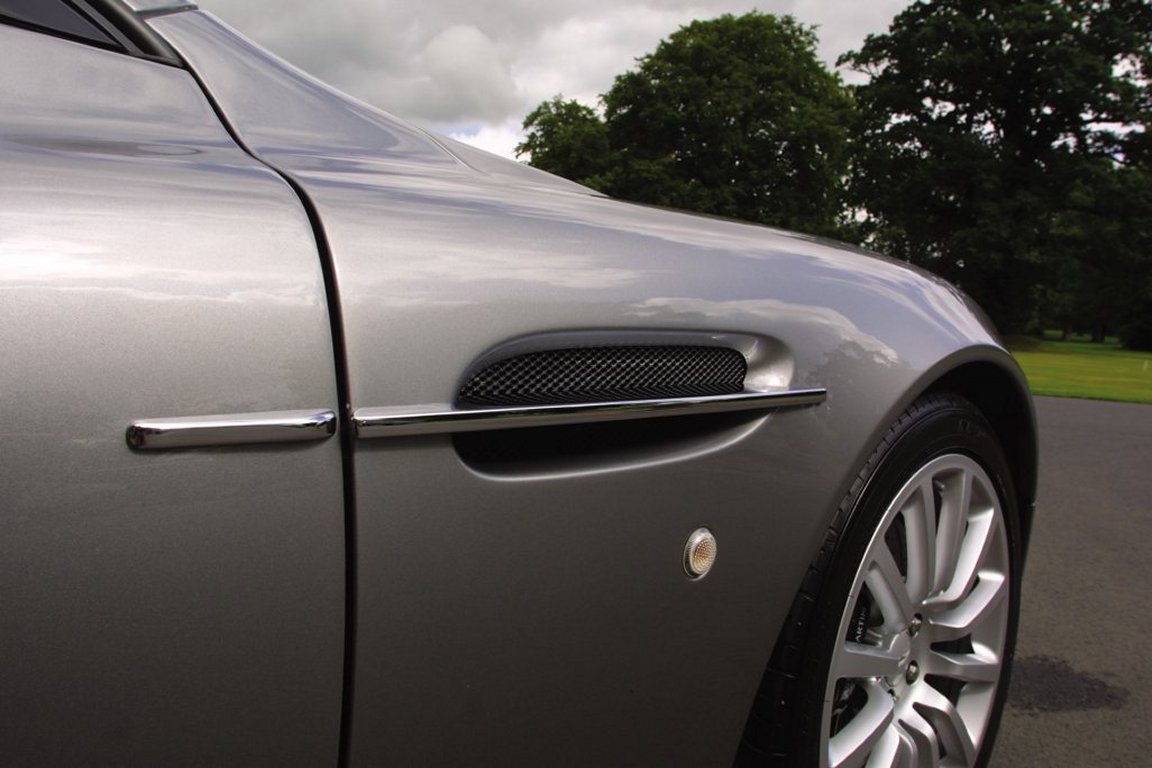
[515,97,611,190]
[1111,164,1152,350]
[1039,160,1152,343]
[518,13,855,237]
[842,0,1152,335]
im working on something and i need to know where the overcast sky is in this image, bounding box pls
[195,0,909,158]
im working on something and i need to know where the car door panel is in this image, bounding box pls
[0,25,344,765]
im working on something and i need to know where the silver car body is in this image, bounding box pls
[0,3,1036,765]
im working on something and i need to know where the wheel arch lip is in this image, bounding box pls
[863,344,1039,554]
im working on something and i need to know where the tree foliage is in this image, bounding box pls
[842,0,1152,335]
[1039,161,1152,344]
[515,3,1152,342]
[518,12,855,237]
[515,97,611,189]
[602,13,854,236]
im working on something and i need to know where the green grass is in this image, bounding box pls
[1007,337,1152,404]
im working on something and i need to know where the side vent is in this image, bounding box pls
[458,345,748,406]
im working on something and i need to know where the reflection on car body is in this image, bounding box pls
[0,1,1036,765]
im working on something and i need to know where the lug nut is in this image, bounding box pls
[906,662,921,684]
[909,615,923,637]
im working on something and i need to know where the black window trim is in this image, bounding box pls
[79,0,188,63]
[0,0,186,66]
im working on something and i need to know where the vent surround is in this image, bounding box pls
[458,345,748,406]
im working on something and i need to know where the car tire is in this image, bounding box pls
[738,394,1021,767]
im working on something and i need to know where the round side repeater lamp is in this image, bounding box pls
[684,528,717,580]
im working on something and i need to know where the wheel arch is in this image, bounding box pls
[920,357,1038,553]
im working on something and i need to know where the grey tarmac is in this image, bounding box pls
[991,396,1152,766]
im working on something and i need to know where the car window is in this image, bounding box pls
[0,0,122,50]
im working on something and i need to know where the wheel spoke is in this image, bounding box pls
[933,470,971,595]
[894,706,940,768]
[900,479,937,605]
[835,641,905,681]
[866,544,915,632]
[890,728,920,768]
[863,726,902,768]
[934,510,995,607]
[923,646,1001,684]
[928,572,1006,641]
[830,682,895,768]
[911,685,979,766]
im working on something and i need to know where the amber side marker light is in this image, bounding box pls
[684,528,717,580]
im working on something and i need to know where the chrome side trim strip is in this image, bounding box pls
[125,1,198,15]
[353,389,826,439]
[127,409,337,450]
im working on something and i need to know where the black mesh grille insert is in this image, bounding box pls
[458,345,748,406]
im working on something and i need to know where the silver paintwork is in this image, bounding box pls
[823,455,1011,768]
[0,22,343,766]
[0,5,1035,766]
[144,11,1035,765]
[352,389,827,438]
[127,408,337,449]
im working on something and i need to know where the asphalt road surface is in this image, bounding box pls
[990,396,1152,766]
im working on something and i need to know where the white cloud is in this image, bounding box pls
[416,25,521,122]
[195,0,909,157]
[517,6,723,112]
[449,120,526,159]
